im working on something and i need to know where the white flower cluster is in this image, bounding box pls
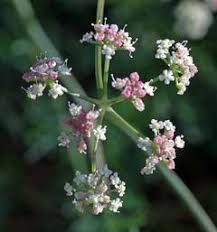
[102,44,116,60]
[64,165,126,215]
[48,81,68,99]
[25,80,68,100]
[137,119,185,175]
[155,39,175,59]
[68,102,82,118]
[93,125,107,141]
[156,39,198,95]
[143,80,157,96]
[26,83,46,100]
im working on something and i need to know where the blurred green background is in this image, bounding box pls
[0,0,217,231]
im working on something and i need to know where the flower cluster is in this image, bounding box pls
[137,119,185,175]
[64,165,126,215]
[111,72,156,111]
[22,56,71,99]
[81,19,137,59]
[58,103,106,154]
[156,39,198,95]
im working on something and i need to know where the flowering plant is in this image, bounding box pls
[19,0,217,231]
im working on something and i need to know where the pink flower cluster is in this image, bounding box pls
[156,39,198,95]
[81,19,137,59]
[58,103,100,154]
[111,72,156,111]
[137,119,185,175]
[171,42,198,94]
[23,56,71,82]
[22,56,71,100]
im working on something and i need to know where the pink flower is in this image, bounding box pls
[77,140,88,154]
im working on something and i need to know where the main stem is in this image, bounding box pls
[106,107,217,232]
[103,58,110,99]
[90,0,107,172]
[95,0,105,97]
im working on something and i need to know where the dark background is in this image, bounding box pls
[0,0,217,231]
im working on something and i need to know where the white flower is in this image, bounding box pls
[80,32,93,43]
[149,119,164,135]
[180,75,191,86]
[111,75,126,89]
[123,37,136,53]
[99,165,113,177]
[159,69,175,85]
[177,82,187,95]
[175,135,185,148]
[64,182,73,196]
[48,81,68,99]
[157,39,175,49]
[117,181,126,197]
[102,44,116,59]
[164,120,176,132]
[110,172,121,187]
[73,171,87,185]
[155,39,175,59]
[109,198,123,213]
[58,132,71,147]
[137,137,152,152]
[92,203,104,215]
[141,155,159,175]
[93,125,107,141]
[68,102,82,118]
[143,81,157,96]
[26,83,46,100]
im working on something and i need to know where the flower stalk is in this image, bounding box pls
[103,58,110,99]
[95,0,105,97]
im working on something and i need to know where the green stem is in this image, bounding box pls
[158,164,217,232]
[103,58,110,99]
[67,92,99,105]
[106,107,141,141]
[95,0,105,97]
[91,109,105,172]
[108,96,126,105]
[106,107,217,232]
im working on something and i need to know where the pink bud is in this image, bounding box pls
[154,135,164,144]
[95,33,105,41]
[164,130,174,139]
[132,98,144,111]
[129,72,140,81]
[47,71,58,80]
[167,159,175,169]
